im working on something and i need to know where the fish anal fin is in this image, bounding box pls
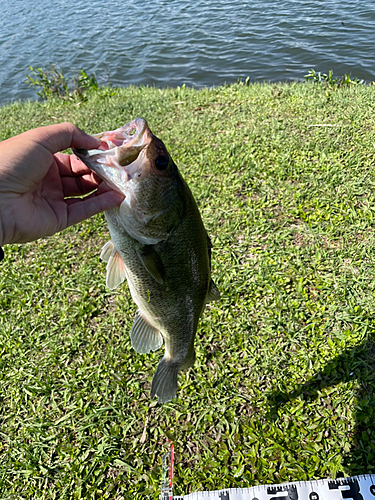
[106,249,126,290]
[150,357,179,404]
[130,312,163,354]
[100,240,114,262]
[136,245,166,285]
[207,279,220,302]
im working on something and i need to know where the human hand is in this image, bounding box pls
[0,122,124,247]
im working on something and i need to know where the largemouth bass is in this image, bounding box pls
[74,118,219,403]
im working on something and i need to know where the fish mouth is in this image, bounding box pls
[92,117,148,152]
[73,118,151,193]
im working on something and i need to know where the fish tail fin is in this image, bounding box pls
[150,357,179,404]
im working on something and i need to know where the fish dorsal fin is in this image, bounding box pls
[207,279,220,303]
[136,245,166,285]
[130,312,163,354]
[106,249,126,290]
[100,240,114,263]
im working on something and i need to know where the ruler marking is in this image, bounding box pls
[170,475,375,500]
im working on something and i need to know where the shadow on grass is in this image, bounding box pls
[267,338,375,476]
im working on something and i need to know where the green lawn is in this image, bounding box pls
[1,81,375,499]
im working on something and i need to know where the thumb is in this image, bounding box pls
[26,122,101,153]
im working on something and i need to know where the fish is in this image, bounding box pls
[73,118,219,403]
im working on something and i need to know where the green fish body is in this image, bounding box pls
[74,118,219,403]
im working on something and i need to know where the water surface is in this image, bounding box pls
[1,0,374,104]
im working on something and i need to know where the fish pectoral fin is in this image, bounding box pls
[206,279,220,303]
[106,249,126,290]
[136,245,166,285]
[150,357,179,404]
[130,312,163,354]
[100,240,114,263]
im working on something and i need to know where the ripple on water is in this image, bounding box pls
[0,0,375,103]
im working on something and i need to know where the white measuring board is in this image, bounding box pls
[170,474,375,500]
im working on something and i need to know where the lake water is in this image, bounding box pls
[1,0,375,104]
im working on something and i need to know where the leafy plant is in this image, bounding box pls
[236,76,250,86]
[26,65,100,100]
[26,65,70,99]
[76,68,99,94]
[304,68,367,89]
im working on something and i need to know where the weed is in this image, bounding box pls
[304,68,371,89]
[236,76,251,86]
[26,65,102,101]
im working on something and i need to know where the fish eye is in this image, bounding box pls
[155,155,170,171]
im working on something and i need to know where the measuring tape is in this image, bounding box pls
[161,448,375,500]
[171,475,375,500]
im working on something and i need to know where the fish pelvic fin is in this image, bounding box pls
[130,312,163,354]
[106,248,126,290]
[100,240,114,263]
[206,279,220,303]
[150,357,179,404]
[136,245,166,285]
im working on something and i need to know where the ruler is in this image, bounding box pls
[160,446,375,499]
[170,475,375,500]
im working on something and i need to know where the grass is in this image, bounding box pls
[1,81,375,499]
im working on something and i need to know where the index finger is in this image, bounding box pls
[54,152,94,176]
